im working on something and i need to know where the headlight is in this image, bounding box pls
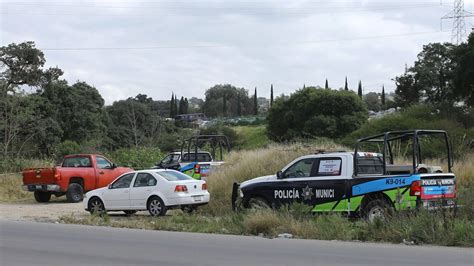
[239,189,244,198]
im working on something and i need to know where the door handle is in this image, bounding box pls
[99,171,104,175]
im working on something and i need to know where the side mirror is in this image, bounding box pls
[276,171,283,179]
[111,163,117,169]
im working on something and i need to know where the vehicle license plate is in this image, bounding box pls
[193,196,203,202]
[36,185,42,189]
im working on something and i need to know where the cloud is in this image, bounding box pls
[0,0,461,104]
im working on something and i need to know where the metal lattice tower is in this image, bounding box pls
[441,0,474,44]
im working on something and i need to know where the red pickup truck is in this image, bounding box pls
[22,154,132,203]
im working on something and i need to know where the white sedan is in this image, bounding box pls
[83,169,210,216]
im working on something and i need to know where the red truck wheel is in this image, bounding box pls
[34,191,51,203]
[66,183,84,203]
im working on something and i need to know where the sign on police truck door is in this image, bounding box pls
[318,160,341,175]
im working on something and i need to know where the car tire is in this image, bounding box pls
[247,197,270,209]
[363,199,393,222]
[34,191,51,203]
[66,183,84,203]
[88,197,106,215]
[147,196,167,217]
[123,210,137,215]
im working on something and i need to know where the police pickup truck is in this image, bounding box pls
[232,130,457,220]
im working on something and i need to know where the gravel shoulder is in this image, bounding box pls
[0,201,86,222]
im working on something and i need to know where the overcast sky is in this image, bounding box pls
[1,0,474,104]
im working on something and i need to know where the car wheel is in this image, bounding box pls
[363,199,393,222]
[34,191,51,203]
[147,197,167,217]
[66,183,84,203]
[88,197,106,215]
[247,197,270,209]
[123,210,137,215]
[180,205,197,213]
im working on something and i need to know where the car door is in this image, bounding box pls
[305,157,348,211]
[129,173,157,209]
[102,173,135,210]
[95,156,119,188]
[270,158,318,206]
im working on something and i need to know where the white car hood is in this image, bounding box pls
[241,174,276,188]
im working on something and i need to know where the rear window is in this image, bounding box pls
[62,157,92,167]
[182,153,212,162]
[155,170,192,181]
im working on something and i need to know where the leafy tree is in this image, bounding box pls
[202,84,252,117]
[237,93,242,116]
[394,72,421,107]
[453,33,474,107]
[267,87,368,141]
[364,92,381,112]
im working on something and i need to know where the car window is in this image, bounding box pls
[283,159,316,178]
[182,153,211,162]
[317,158,342,176]
[110,173,135,189]
[133,173,157,187]
[62,156,92,168]
[161,154,180,164]
[155,170,192,181]
[96,156,112,169]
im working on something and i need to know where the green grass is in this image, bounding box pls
[233,125,270,150]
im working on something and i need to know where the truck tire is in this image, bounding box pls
[34,191,51,203]
[66,183,84,203]
[147,196,167,217]
[363,199,393,222]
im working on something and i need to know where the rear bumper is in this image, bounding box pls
[167,193,210,206]
[22,184,62,192]
[420,198,456,210]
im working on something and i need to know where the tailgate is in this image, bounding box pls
[22,168,57,185]
[420,174,456,200]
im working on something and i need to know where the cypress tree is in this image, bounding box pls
[325,79,329,89]
[179,96,184,114]
[344,77,348,91]
[222,93,227,116]
[253,87,258,115]
[358,81,363,98]
[170,93,175,117]
[270,84,274,107]
[381,85,386,106]
[237,93,242,116]
[184,98,189,114]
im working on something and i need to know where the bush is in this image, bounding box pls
[55,140,81,159]
[107,147,165,169]
[267,87,368,141]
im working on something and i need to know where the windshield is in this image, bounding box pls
[156,170,192,181]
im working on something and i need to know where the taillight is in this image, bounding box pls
[194,164,201,174]
[175,185,188,192]
[54,171,61,181]
[410,180,421,196]
[202,183,207,190]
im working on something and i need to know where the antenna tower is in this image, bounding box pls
[441,0,474,44]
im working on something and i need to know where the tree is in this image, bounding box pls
[178,96,185,115]
[325,79,329,89]
[364,92,381,112]
[270,84,274,107]
[453,33,474,107]
[222,93,227,116]
[381,85,386,106]
[267,87,367,141]
[253,87,258,115]
[169,93,175,117]
[394,72,421,107]
[344,77,348,91]
[201,84,252,117]
[357,81,363,98]
[237,93,242,116]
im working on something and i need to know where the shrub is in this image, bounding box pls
[267,87,368,141]
[107,147,164,169]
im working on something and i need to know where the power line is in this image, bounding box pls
[39,30,448,51]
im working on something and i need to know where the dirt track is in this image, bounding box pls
[0,201,86,222]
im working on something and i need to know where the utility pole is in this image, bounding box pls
[441,0,474,44]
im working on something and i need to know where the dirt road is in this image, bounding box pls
[0,201,86,222]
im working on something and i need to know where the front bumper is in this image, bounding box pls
[22,184,62,192]
[231,182,242,211]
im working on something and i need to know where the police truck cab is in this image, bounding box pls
[232,130,457,221]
